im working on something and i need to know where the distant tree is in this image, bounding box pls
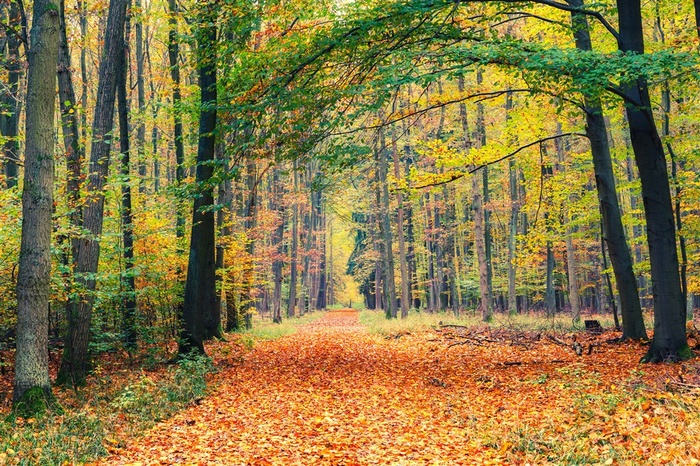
[0,0,24,188]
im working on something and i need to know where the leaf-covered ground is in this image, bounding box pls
[98,310,700,465]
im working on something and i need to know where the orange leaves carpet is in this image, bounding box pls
[98,310,700,465]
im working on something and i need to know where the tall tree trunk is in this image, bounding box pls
[288,161,299,318]
[135,0,147,194]
[570,0,647,340]
[442,183,458,315]
[243,159,257,328]
[117,32,137,349]
[544,240,556,316]
[168,0,185,239]
[616,0,688,361]
[270,168,285,323]
[13,0,59,409]
[505,92,518,315]
[655,8,688,320]
[402,122,421,310]
[601,217,621,330]
[1,0,23,188]
[327,219,334,307]
[473,172,492,321]
[57,0,83,258]
[215,141,228,330]
[423,193,437,312]
[57,0,129,387]
[469,71,492,321]
[179,2,219,354]
[78,0,88,143]
[565,224,580,321]
[377,130,397,319]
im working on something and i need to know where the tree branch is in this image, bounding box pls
[409,132,588,189]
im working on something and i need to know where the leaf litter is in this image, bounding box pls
[96,310,700,465]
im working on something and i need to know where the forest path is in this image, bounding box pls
[100,309,492,465]
[96,310,695,465]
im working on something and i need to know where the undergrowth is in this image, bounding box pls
[360,308,629,335]
[0,353,215,465]
[242,311,326,343]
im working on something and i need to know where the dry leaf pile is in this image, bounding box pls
[97,310,700,465]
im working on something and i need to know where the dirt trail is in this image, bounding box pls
[97,310,697,465]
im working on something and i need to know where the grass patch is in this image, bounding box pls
[360,308,628,335]
[360,309,481,334]
[0,411,106,466]
[242,311,326,342]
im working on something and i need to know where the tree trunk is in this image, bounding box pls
[377,130,397,319]
[656,6,688,319]
[57,0,129,387]
[401,125,421,310]
[601,217,621,330]
[117,33,137,349]
[57,0,83,266]
[505,93,518,315]
[327,219,334,307]
[468,71,492,321]
[1,0,23,188]
[179,3,219,354]
[472,172,492,321]
[270,168,285,323]
[569,0,647,340]
[391,111,411,319]
[168,0,185,239]
[616,0,688,361]
[78,0,88,143]
[13,0,59,409]
[134,0,147,194]
[288,161,299,318]
[545,240,556,315]
[565,225,581,321]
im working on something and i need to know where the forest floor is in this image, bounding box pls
[92,309,700,465]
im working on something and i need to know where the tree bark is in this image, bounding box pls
[1,0,23,188]
[565,224,580,321]
[288,161,299,318]
[117,28,137,350]
[401,121,421,310]
[180,2,220,354]
[13,0,59,408]
[544,240,556,316]
[134,0,147,194]
[57,0,129,387]
[78,0,88,143]
[242,159,257,327]
[616,0,688,361]
[270,168,285,323]
[168,0,185,239]
[569,0,647,339]
[57,0,83,268]
[505,92,518,315]
[377,130,397,319]
[469,71,492,321]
